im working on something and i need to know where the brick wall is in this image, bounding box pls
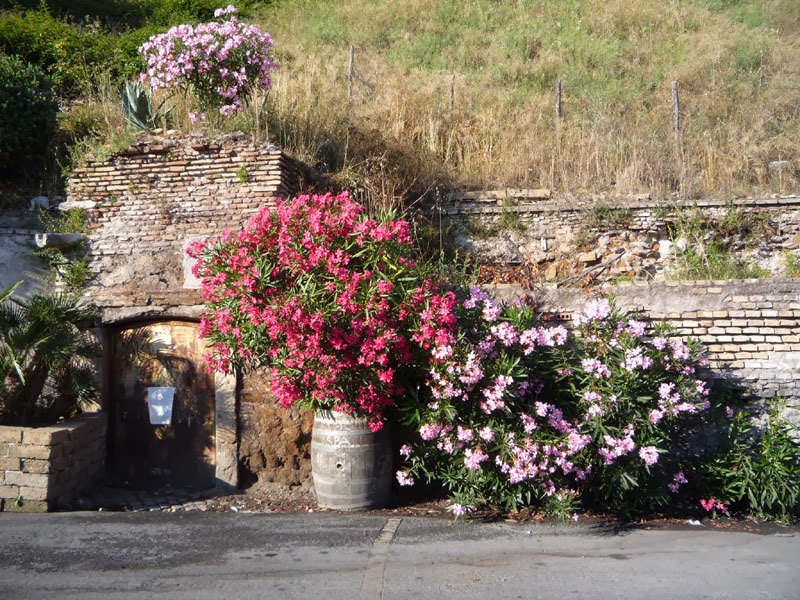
[491,279,800,408]
[67,133,301,322]
[0,412,107,511]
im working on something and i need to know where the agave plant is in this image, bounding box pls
[0,283,99,425]
[118,80,172,132]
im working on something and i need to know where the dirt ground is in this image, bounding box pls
[202,480,799,536]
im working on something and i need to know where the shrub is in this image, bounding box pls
[0,8,127,97]
[187,191,453,431]
[397,294,718,518]
[0,284,99,425]
[698,399,800,521]
[397,288,576,517]
[139,5,277,120]
[556,299,716,515]
[0,53,58,175]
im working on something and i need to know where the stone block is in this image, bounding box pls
[20,459,52,474]
[18,485,49,501]
[0,428,22,444]
[5,471,49,488]
[0,457,19,471]
[11,444,59,460]
[22,428,70,446]
[0,484,21,497]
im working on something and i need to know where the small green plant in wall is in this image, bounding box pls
[236,163,250,183]
[497,209,526,234]
[786,252,799,278]
[35,208,90,293]
[586,203,632,230]
[667,206,772,281]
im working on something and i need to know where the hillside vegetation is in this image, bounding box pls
[1,0,798,206]
[257,0,799,201]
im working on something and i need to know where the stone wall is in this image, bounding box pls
[0,412,107,512]
[491,279,800,408]
[67,134,309,489]
[55,148,800,489]
[239,371,314,488]
[0,212,50,297]
[437,191,800,284]
[67,133,302,322]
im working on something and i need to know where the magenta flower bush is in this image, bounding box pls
[397,293,720,518]
[187,191,454,431]
[139,5,277,120]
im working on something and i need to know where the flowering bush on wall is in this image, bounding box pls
[139,5,277,120]
[397,293,720,518]
[187,191,454,431]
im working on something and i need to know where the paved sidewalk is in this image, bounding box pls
[69,485,225,512]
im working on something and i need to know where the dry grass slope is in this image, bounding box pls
[241,0,800,204]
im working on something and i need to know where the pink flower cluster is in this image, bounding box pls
[139,5,277,116]
[598,423,636,465]
[700,497,728,514]
[668,470,688,493]
[189,191,446,430]
[574,298,611,324]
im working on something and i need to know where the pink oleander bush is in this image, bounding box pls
[139,4,277,119]
[187,191,454,431]
[396,293,722,518]
[559,298,716,514]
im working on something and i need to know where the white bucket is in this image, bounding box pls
[147,387,175,425]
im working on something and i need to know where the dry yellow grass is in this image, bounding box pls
[243,0,800,204]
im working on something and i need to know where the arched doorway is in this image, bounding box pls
[108,320,216,489]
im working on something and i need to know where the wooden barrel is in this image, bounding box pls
[310,410,392,510]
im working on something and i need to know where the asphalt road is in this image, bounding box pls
[0,511,797,599]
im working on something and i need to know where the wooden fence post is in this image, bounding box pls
[556,78,562,121]
[449,73,455,115]
[672,80,681,147]
[348,46,355,101]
